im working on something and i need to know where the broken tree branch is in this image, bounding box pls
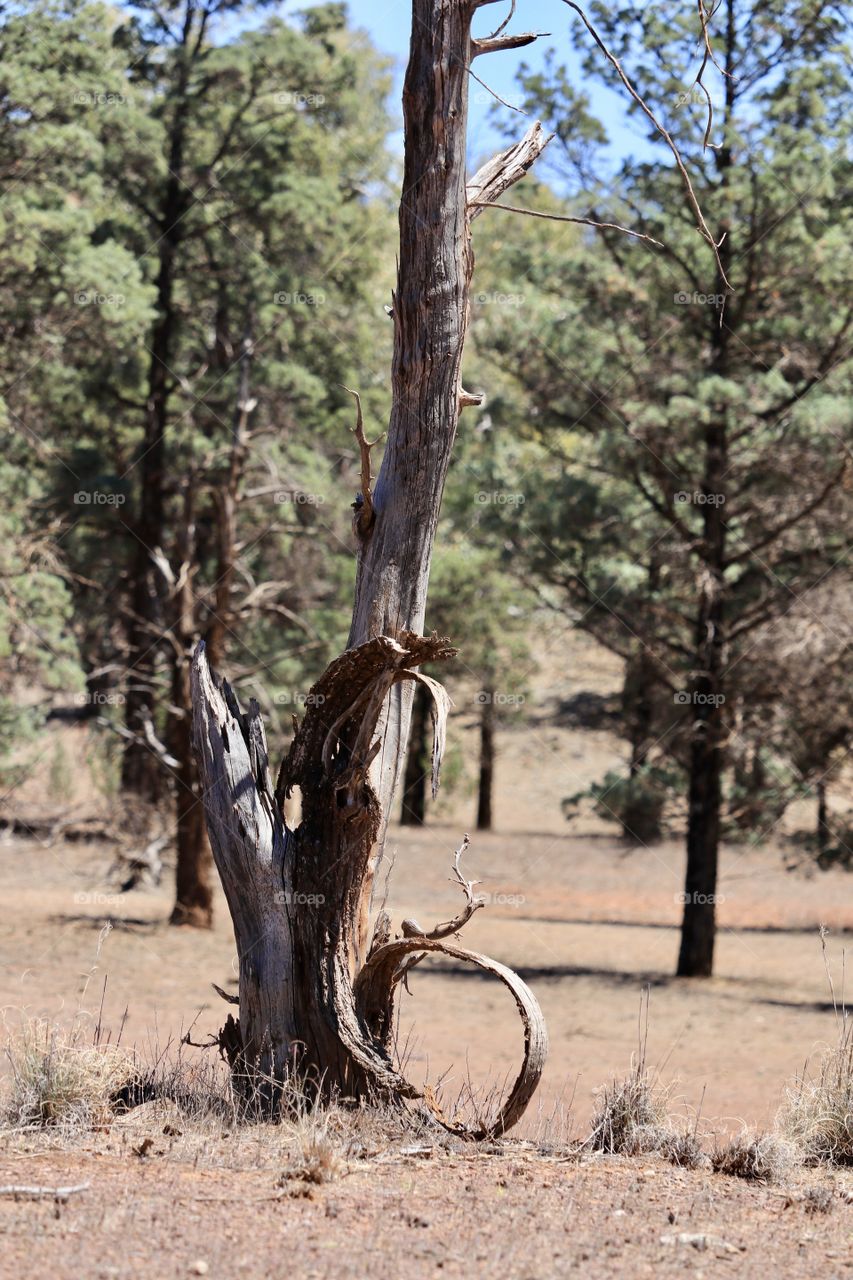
[471,31,548,58]
[466,122,553,221]
[0,1184,90,1201]
[341,385,383,538]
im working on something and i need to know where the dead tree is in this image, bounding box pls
[191,0,551,1134]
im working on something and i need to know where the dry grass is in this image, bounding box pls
[778,935,853,1167]
[4,1018,136,1129]
[711,1131,793,1183]
[586,993,708,1168]
[586,1060,708,1168]
[588,1059,670,1156]
[779,1022,853,1166]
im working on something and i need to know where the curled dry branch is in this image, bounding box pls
[193,636,548,1138]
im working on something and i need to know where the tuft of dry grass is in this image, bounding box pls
[279,1127,343,1186]
[711,1131,793,1183]
[4,1018,136,1129]
[778,934,852,1167]
[589,1060,670,1156]
[779,1022,853,1166]
[587,991,709,1168]
[658,1128,709,1170]
[802,1184,835,1215]
[587,1060,708,1168]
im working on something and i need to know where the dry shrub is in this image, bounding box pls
[4,1018,136,1129]
[588,991,709,1168]
[280,1125,343,1186]
[589,1061,670,1156]
[588,1059,707,1168]
[779,1025,853,1166]
[803,1184,835,1215]
[711,1131,792,1182]
[658,1128,708,1170]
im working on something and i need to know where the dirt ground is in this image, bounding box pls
[1,623,851,1274]
[0,1137,850,1280]
[0,821,849,1137]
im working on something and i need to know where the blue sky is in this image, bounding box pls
[297,0,658,170]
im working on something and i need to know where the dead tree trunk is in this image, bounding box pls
[191,0,550,1135]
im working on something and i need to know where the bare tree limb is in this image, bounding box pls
[468,200,665,248]
[401,834,485,939]
[471,31,548,58]
[467,64,527,113]
[0,1184,90,1201]
[341,385,383,538]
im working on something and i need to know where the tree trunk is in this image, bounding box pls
[346,2,548,847]
[170,319,253,926]
[191,0,550,1134]
[121,8,195,801]
[476,690,495,831]
[205,320,253,673]
[169,489,214,928]
[677,0,735,978]
[816,779,829,851]
[400,680,430,826]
